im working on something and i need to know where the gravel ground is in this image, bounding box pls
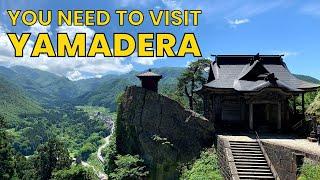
[219,134,320,156]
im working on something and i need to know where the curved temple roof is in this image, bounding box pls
[203,55,319,93]
[136,69,162,78]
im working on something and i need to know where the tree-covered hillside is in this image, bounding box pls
[307,91,320,118]
[0,66,77,106]
[0,64,319,179]
[294,74,320,84]
[0,65,318,112]
[75,67,184,110]
[0,66,184,111]
[0,76,42,124]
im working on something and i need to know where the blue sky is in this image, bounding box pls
[0,0,319,80]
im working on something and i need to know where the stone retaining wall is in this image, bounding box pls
[262,141,320,180]
[217,136,239,180]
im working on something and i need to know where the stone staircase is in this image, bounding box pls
[229,141,275,180]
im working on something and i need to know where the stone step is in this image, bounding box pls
[231,145,260,148]
[231,146,260,149]
[233,156,265,159]
[229,143,259,146]
[236,165,270,169]
[235,159,267,162]
[230,144,260,148]
[232,152,264,156]
[230,141,257,143]
[238,171,273,176]
[231,147,261,151]
[237,168,272,172]
[230,141,258,144]
[235,161,268,165]
[232,150,263,154]
[230,141,258,143]
[238,175,275,179]
[229,140,274,180]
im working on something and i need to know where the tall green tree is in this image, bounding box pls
[14,154,37,180]
[109,154,149,180]
[177,59,211,110]
[34,138,72,180]
[52,165,96,180]
[0,115,15,179]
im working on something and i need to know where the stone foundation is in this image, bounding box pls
[262,141,320,180]
[217,136,239,180]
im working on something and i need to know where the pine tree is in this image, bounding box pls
[177,59,211,111]
[0,115,15,179]
[34,138,72,180]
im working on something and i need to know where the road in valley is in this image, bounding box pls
[97,123,114,163]
[81,115,114,180]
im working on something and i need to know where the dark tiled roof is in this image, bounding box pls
[204,55,319,92]
[137,69,162,78]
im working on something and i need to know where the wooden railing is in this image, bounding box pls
[292,119,304,131]
[255,131,280,180]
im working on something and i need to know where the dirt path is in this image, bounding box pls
[97,136,110,163]
[97,124,114,163]
[82,161,108,180]
[81,116,114,180]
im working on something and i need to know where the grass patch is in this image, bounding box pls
[180,148,223,180]
[298,162,320,180]
[75,106,116,120]
[87,152,104,173]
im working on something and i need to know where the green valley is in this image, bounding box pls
[0,64,319,179]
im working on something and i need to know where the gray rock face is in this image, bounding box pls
[115,86,215,179]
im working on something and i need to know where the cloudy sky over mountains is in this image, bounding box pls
[0,0,319,80]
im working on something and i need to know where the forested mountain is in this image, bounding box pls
[294,74,320,84]
[0,66,184,110]
[0,65,318,111]
[75,67,184,110]
[0,66,183,157]
[0,66,77,106]
[0,64,319,179]
[0,76,42,123]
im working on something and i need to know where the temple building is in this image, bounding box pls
[197,54,319,131]
[137,69,162,92]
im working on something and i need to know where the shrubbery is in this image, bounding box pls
[299,162,320,180]
[180,148,222,180]
[53,165,97,180]
[109,154,149,180]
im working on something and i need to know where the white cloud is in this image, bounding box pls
[29,22,52,36]
[95,74,103,78]
[271,51,299,57]
[0,24,16,58]
[0,23,133,80]
[56,24,95,40]
[226,1,288,19]
[185,61,191,67]
[161,0,182,10]
[227,18,250,27]
[118,0,152,7]
[301,3,320,16]
[131,50,166,65]
[66,70,84,81]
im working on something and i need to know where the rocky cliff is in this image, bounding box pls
[115,86,215,179]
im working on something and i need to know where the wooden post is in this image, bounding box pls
[277,102,282,130]
[266,104,270,122]
[249,103,253,130]
[293,96,296,116]
[241,101,245,122]
[302,93,305,117]
[203,94,208,118]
